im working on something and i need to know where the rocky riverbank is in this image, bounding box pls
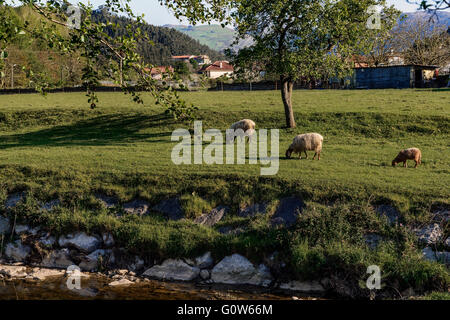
[1,192,449,299]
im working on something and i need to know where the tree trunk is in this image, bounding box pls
[280,76,296,128]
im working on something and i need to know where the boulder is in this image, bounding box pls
[123,199,150,216]
[79,249,113,272]
[238,203,267,218]
[40,249,74,269]
[58,232,101,253]
[152,198,184,221]
[39,235,56,247]
[211,254,273,287]
[102,233,115,247]
[95,194,118,208]
[0,265,28,278]
[279,280,325,293]
[5,240,31,262]
[127,256,145,272]
[109,278,133,286]
[40,199,61,211]
[200,269,210,280]
[422,247,449,264]
[376,205,401,225]
[14,224,40,235]
[29,268,65,280]
[142,259,200,281]
[0,216,10,235]
[271,197,305,227]
[194,252,214,269]
[5,192,26,209]
[195,206,229,227]
[415,223,443,245]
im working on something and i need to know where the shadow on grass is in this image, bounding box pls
[0,113,174,149]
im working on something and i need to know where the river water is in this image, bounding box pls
[0,275,304,300]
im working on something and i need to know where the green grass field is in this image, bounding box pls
[0,89,449,297]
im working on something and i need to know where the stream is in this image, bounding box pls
[0,275,305,300]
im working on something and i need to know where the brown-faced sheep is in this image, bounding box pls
[392,148,422,168]
[227,119,256,143]
[285,133,323,160]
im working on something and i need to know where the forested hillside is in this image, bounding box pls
[0,5,222,89]
[92,9,223,65]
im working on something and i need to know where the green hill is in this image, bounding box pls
[164,24,239,52]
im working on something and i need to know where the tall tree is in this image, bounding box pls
[164,0,399,127]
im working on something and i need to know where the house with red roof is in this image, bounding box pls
[201,61,234,79]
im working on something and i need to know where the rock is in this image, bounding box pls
[29,268,65,280]
[0,216,10,234]
[238,203,267,218]
[376,205,401,225]
[211,254,273,287]
[40,249,74,268]
[102,233,115,247]
[142,259,200,281]
[79,249,112,272]
[39,235,56,247]
[95,194,118,208]
[364,234,383,249]
[109,278,133,287]
[41,199,61,211]
[14,224,40,235]
[415,223,443,245]
[123,199,150,216]
[127,256,145,272]
[152,198,184,221]
[195,206,229,227]
[422,247,450,264]
[5,192,26,209]
[5,240,31,262]
[194,252,214,269]
[279,280,325,293]
[270,197,305,227]
[58,232,101,253]
[0,265,28,278]
[200,269,210,280]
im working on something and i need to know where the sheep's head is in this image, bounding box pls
[285,148,293,159]
[392,160,397,167]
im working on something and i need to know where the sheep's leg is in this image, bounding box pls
[414,161,418,168]
[317,151,321,160]
[313,152,317,160]
[304,151,308,159]
[404,161,407,168]
[298,153,301,159]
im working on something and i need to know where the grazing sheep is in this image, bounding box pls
[392,148,422,168]
[227,119,256,143]
[285,133,323,160]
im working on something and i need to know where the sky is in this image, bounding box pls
[79,0,426,26]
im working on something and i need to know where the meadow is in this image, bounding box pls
[0,89,449,298]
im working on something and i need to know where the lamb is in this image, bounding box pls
[227,119,256,143]
[392,148,422,168]
[285,133,323,160]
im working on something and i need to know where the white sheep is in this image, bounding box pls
[285,133,323,160]
[227,119,256,143]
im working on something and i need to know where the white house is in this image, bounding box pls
[201,61,234,79]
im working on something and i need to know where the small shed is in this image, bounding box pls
[354,65,438,89]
